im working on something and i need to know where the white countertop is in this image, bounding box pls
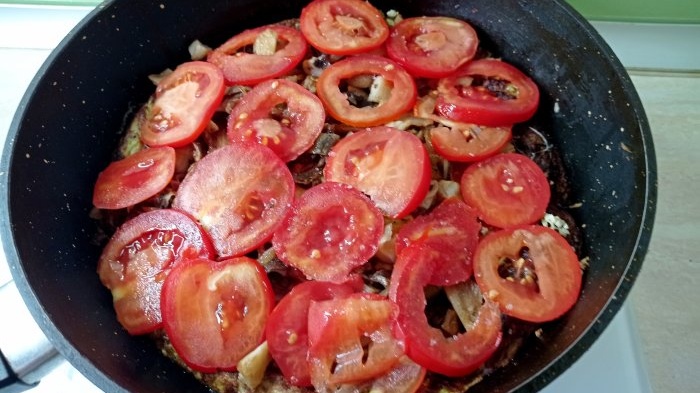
[2,4,698,393]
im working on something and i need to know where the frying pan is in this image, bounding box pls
[1,0,656,392]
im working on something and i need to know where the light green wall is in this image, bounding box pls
[566,0,700,24]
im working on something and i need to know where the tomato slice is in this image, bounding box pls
[386,16,478,78]
[324,126,431,219]
[265,280,360,387]
[207,24,308,86]
[97,209,215,335]
[390,243,502,377]
[227,79,325,162]
[93,146,175,210]
[300,0,389,55]
[307,293,403,390]
[140,61,225,147]
[460,153,550,228]
[474,225,582,322]
[273,182,384,283]
[435,58,540,126]
[173,142,294,257]
[429,124,512,162]
[395,197,481,286]
[161,256,274,372]
[336,356,426,393]
[316,55,416,127]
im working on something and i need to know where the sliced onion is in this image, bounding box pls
[236,341,272,389]
[445,281,485,329]
[253,29,278,55]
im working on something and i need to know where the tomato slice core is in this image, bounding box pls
[93,146,176,210]
[97,209,214,335]
[429,124,512,162]
[386,16,478,78]
[140,61,225,147]
[460,153,550,228]
[316,55,416,127]
[324,126,431,219]
[227,79,325,162]
[265,281,360,386]
[308,293,403,390]
[474,225,582,322]
[300,0,389,55]
[334,356,425,393]
[436,58,540,126]
[208,24,308,86]
[161,256,274,372]
[395,197,481,286]
[173,142,294,257]
[273,182,384,283]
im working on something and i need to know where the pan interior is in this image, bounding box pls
[1,1,655,392]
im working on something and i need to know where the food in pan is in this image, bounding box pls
[92,0,585,391]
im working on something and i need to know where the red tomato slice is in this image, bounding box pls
[474,225,582,322]
[273,182,384,283]
[324,126,431,219]
[300,0,389,55]
[207,24,308,86]
[160,256,274,373]
[265,280,360,387]
[429,124,512,162]
[386,16,478,78]
[93,146,175,210]
[395,197,481,286]
[140,61,225,147]
[390,244,502,377]
[460,153,550,228]
[316,55,416,127]
[227,79,325,162]
[435,58,540,126]
[308,293,403,390]
[97,209,214,335]
[336,356,426,393]
[173,143,294,257]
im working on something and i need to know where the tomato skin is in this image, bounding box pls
[273,182,384,283]
[386,16,479,78]
[265,280,360,387]
[390,244,502,377]
[93,146,175,210]
[308,293,404,390]
[227,79,325,162]
[324,126,431,219]
[140,61,225,147]
[436,58,540,126]
[173,142,294,258]
[429,124,512,162]
[474,225,582,323]
[207,24,308,86]
[300,0,389,55]
[395,197,481,286]
[97,209,215,335]
[460,153,550,228]
[161,256,274,373]
[316,55,417,127]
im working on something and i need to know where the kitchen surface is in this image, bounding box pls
[1,3,699,393]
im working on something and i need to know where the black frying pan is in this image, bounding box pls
[1,0,656,392]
